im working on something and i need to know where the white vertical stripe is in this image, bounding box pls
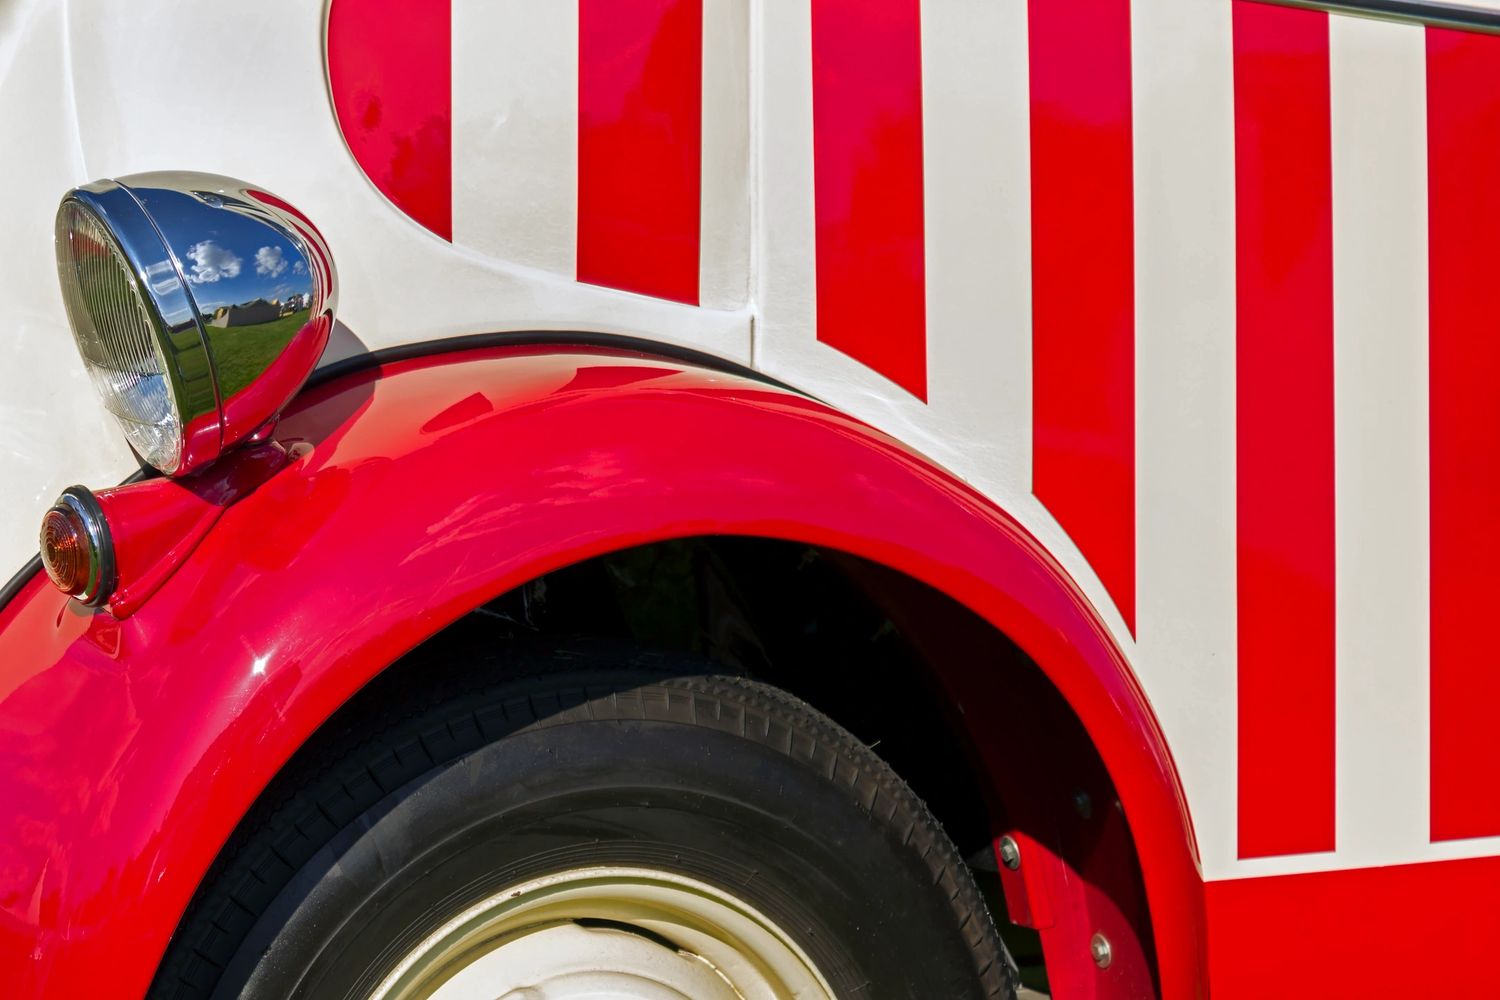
[700,0,750,310]
[451,0,577,275]
[920,0,1031,485]
[754,0,816,355]
[1132,0,1240,878]
[1330,14,1430,869]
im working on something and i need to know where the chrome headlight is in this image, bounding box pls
[55,173,336,476]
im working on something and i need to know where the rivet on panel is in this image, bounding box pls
[998,835,1021,870]
[1090,932,1113,969]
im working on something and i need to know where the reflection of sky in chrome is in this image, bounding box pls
[142,190,313,312]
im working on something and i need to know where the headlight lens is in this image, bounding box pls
[55,201,184,474]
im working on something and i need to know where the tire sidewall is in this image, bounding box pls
[221,710,987,1000]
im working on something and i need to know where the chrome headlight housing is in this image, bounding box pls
[55,173,336,476]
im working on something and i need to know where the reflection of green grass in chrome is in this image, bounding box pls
[204,309,311,398]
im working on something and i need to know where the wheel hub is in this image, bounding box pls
[371,867,835,1000]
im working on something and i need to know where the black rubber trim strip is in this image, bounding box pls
[1270,0,1500,32]
[0,333,793,616]
[0,556,45,616]
[305,329,800,396]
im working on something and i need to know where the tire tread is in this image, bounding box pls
[148,641,1017,999]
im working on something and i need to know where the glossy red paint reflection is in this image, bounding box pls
[1426,25,1500,843]
[94,479,219,616]
[1028,0,1137,634]
[0,349,1204,999]
[810,0,928,399]
[577,0,703,304]
[1232,0,1336,860]
[93,442,297,617]
[1207,853,1500,996]
[327,0,452,239]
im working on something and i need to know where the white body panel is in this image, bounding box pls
[1329,14,1432,872]
[1130,0,1241,881]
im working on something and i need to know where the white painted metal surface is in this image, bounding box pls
[1329,13,1431,873]
[1130,0,1241,882]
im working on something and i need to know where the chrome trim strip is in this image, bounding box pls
[1267,0,1500,33]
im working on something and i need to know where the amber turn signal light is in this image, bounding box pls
[41,507,88,594]
[38,486,115,607]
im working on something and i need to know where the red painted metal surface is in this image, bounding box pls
[1232,0,1336,860]
[327,0,452,240]
[577,0,703,304]
[95,479,221,617]
[1427,25,1500,843]
[0,348,1205,999]
[1028,0,1137,634]
[810,0,928,400]
[93,443,299,617]
[1206,852,1500,996]
[982,666,1161,999]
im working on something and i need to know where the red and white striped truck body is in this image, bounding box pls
[3,0,1499,995]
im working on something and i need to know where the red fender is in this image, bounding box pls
[0,346,1206,998]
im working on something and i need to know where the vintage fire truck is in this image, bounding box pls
[2,0,1498,996]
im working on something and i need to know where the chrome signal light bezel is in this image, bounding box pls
[39,486,116,608]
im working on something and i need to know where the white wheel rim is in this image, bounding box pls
[370,866,838,1000]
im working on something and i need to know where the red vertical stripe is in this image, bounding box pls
[810,0,927,400]
[577,0,703,305]
[327,0,452,241]
[1232,0,1335,859]
[1428,27,1500,843]
[1028,0,1136,632]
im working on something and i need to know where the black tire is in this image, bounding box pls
[149,644,1018,999]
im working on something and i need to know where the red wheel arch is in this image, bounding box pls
[0,346,1207,998]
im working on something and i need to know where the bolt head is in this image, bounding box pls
[998,835,1021,870]
[1090,932,1113,969]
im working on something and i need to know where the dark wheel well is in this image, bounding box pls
[163,536,1156,996]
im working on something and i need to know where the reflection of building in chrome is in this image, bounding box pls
[279,292,309,315]
[209,299,280,327]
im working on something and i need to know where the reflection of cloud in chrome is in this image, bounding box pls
[144,259,179,295]
[254,245,287,278]
[184,240,242,284]
[292,259,307,274]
